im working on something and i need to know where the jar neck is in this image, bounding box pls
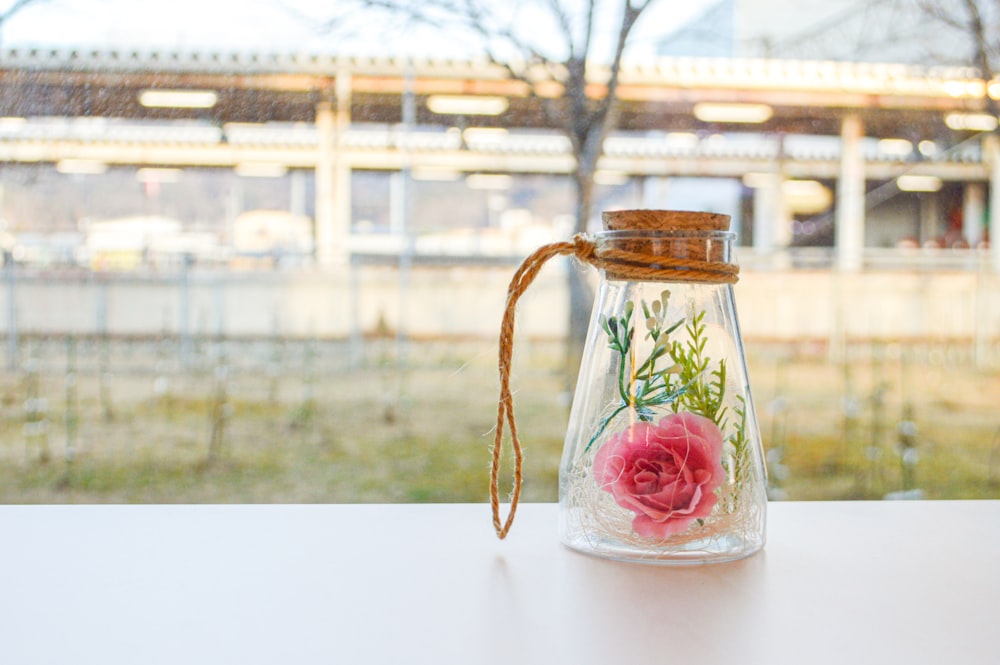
[593,230,735,283]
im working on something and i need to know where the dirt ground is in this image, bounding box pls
[1,335,998,504]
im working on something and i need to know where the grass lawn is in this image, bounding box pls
[1,336,998,503]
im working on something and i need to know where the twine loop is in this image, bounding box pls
[490,233,739,539]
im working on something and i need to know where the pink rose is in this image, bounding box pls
[593,412,726,539]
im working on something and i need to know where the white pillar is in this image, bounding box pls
[314,70,352,268]
[752,173,789,252]
[334,70,352,261]
[963,182,985,247]
[836,114,865,271]
[314,101,336,267]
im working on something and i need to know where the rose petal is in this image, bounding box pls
[591,412,727,539]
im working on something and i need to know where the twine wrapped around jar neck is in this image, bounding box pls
[491,210,739,539]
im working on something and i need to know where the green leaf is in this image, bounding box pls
[663,319,684,336]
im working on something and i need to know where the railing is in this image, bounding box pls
[737,246,996,272]
[0,119,987,166]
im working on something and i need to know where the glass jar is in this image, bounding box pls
[558,210,767,564]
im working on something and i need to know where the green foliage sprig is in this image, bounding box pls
[729,395,750,481]
[669,309,728,430]
[584,291,690,452]
[585,292,757,508]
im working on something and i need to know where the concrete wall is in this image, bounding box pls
[4,264,999,352]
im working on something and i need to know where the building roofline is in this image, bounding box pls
[1,46,987,98]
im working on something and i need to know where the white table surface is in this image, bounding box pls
[0,501,996,665]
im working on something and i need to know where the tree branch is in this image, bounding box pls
[0,0,39,22]
[545,0,578,61]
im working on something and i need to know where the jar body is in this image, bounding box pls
[558,232,766,564]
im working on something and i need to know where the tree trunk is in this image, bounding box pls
[564,169,597,393]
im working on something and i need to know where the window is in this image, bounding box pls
[1,0,997,503]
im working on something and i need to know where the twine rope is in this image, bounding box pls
[491,233,739,539]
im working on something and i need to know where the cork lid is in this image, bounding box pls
[602,209,731,233]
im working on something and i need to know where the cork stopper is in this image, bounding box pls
[598,210,733,281]
[601,209,731,232]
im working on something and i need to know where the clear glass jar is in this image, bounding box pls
[558,211,767,564]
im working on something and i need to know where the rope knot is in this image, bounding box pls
[570,234,597,263]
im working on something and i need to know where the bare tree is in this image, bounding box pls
[0,0,47,47]
[314,0,662,376]
[919,1,1000,266]
[920,0,1000,109]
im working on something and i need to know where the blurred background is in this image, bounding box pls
[0,0,998,503]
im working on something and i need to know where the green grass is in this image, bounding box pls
[0,338,997,504]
